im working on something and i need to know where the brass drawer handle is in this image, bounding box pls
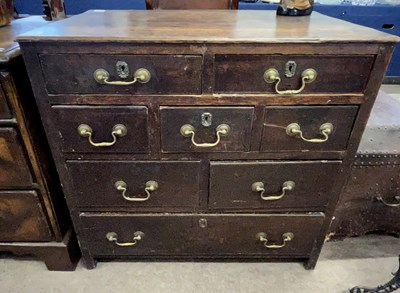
[286,122,333,143]
[94,68,151,85]
[180,124,230,148]
[264,68,317,95]
[256,232,294,249]
[252,181,295,201]
[78,124,127,147]
[376,196,400,207]
[106,231,145,247]
[114,180,159,202]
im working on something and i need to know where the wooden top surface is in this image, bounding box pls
[17,10,399,44]
[0,16,48,61]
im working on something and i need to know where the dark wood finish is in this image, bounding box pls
[53,106,149,153]
[145,0,239,10]
[0,17,79,271]
[40,54,203,95]
[160,107,254,152]
[261,106,358,152]
[0,127,33,187]
[17,10,398,269]
[214,55,374,94]
[0,84,11,118]
[67,160,201,208]
[81,213,324,256]
[210,161,341,210]
[0,191,51,241]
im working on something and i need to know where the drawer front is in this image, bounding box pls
[81,213,325,257]
[214,55,374,94]
[67,161,201,208]
[261,106,358,152]
[0,84,12,119]
[0,191,52,241]
[160,107,254,152]
[40,54,203,95]
[210,161,341,210]
[53,106,149,153]
[0,128,33,187]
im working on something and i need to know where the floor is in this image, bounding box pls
[0,235,399,293]
[1,85,399,293]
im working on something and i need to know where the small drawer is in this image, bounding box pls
[40,54,202,95]
[67,160,201,208]
[160,107,254,152]
[214,55,374,94]
[0,191,51,241]
[210,161,341,210]
[261,106,358,152]
[0,84,12,119]
[80,213,325,257]
[53,106,149,153]
[0,128,33,188]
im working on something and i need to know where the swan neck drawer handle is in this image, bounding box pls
[115,180,159,202]
[94,68,151,85]
[106,231,144,247]
[376,196,400,207]
[256,232,294,249]
[78,124,127,147]
[252,181,295,201]
[286,122,333,143]
[264,68,317,95]
[180,124,230,148]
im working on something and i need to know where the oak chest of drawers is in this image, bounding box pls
[18,10,399,269]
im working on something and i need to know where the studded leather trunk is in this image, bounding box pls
[330,91,400,238]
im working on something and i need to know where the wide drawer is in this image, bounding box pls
[160,107,254,152]
[40,54,203,95]
[67,161,201,208]
[209,161,341,210]
[53,106,149,153]
[0,84,12,119]
[0,190,52,242]
[80,213,325,257]
[261,106,358,152]
[0,128,33,188]
[214,55,374,94]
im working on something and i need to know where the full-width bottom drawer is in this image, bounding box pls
[80,213,325,257]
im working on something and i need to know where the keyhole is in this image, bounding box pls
[121,65,126,72]
[288,65,293,73]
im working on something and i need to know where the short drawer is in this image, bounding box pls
[80,213,325,257]
[160,107,254,152]
[0,84,12,119]
[209,161,341,210]
[40,54,202,95]
[67,161,201,208]
[214,55,374,94]
[0,191,52,241]
[0,128,33,187]
[261,106,358,152]
[53,106,149,153]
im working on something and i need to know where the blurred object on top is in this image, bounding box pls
[42,0,66,20]
[277,0,314,15]
[145,0,239,9]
